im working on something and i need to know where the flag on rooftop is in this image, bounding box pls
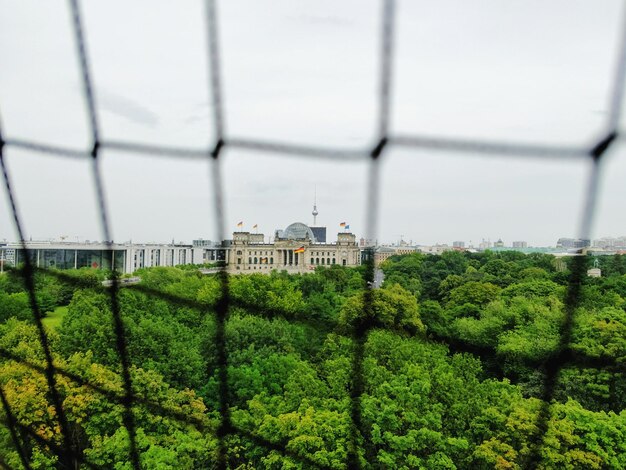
[339,222,346,227]
[253,224,258,229]
[345,225,350,230]
[237,221,243,228]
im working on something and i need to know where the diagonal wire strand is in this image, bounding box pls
[0,418,106,470]
[527,150,610,468]
[0,385,31,470]
[390,134,588,159]
[3,138,90,160]
[377,0,395,140]
[525,4,626,466]
[227,137,368,161]
[0,346,213,433]
[206,0,225,141]
[67,0,140,467]
[606,2,626,132]
[348,1,395,467]
[205,2,231,468]
[101,140,209,159]
[209,147,231,468]
[0,128,75,468]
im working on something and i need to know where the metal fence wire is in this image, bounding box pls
[1,0,626,468]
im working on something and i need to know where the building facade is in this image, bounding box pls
[1,223,361,276]
[557,238,591,249]
[0,241,202,274]
[374,245,420,267]
[227,222,361,274]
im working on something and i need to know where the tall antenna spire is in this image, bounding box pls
[312,185,319,226]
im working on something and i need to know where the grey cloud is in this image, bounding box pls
[98,89,160,128]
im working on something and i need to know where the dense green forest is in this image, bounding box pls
[1,251,626,468]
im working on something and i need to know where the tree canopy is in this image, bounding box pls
[1,253,625,468]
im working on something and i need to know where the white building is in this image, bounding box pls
[0,240,203,274]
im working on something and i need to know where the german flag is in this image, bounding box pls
[294,246,305,254]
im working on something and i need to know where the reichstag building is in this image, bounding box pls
[227,222,361,273]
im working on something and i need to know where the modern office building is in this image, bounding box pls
[0,241,203,274]
[557,238,591,249]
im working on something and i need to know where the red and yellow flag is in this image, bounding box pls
[294,246,305,254]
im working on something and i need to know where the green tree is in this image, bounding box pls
[339,284,425,335]
[0,291,30,323]
[0,320,219,469]
[446,282,501,309]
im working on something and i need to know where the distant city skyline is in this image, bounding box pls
[4,225,626,250]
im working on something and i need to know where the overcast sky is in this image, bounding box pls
[1,0,626,247]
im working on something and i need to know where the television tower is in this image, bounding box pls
[312,186,319,226]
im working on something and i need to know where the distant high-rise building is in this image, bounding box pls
[478,239,492,250]
[512,241,527,248]
[593,237,626,249]
[452,241,465,248]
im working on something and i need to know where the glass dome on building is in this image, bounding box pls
[282,222,316,242]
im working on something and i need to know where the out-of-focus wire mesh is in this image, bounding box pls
[1,0,625,468]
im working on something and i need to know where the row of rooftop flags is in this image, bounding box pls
[235,222,350,230]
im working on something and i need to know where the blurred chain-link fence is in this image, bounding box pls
[1,1,626,468]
